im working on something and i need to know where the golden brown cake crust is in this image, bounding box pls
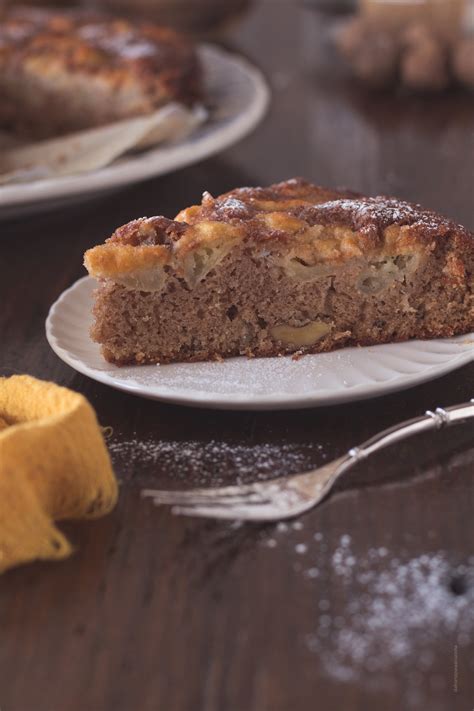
[0,7,202,137]
[84,179,473,366]
[179,178,472,246]
[108,178,473,248]
[86,178,473,280]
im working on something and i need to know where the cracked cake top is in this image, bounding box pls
[85,179,472,282]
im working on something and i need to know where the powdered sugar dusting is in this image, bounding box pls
[199,178,462,238]
[304,537,474,688]
[305,196,447,234]
[295,543,308,555]
[260,523,474,702]
[109,436,325,486]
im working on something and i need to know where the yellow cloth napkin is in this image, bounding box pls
[0,375,118,573]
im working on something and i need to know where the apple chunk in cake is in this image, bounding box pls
[84,179,473,365]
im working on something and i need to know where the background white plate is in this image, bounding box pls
[46,277,474,410]
[0,45,269,219]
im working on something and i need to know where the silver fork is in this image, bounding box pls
[142,400,474,522]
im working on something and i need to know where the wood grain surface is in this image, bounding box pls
[0,2,473,710]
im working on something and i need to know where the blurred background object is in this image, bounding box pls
[333,0,474,91]
[453,35,474,87]
[360,0,466,39]
[2,0,471,84]
[94,0,252,35]
[301,0,356,14]
[0,0,253,36]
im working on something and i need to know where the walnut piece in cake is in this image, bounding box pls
[84,178,474,365]
[0,7,202,139]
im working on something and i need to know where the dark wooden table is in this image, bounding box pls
[1,2,473,710]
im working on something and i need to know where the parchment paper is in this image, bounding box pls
[0,103,207,185]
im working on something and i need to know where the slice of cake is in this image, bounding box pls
[84,178,473,365]
[0,8,202,140]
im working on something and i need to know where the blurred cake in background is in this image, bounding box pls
[0,6,202,139]
[0,0,252,35]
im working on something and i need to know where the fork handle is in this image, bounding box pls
[342,399,474,468]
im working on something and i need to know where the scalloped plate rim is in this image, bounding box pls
[45,276,474,410]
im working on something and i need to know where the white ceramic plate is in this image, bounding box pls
[0,45,269,219]
[46,277,474,410]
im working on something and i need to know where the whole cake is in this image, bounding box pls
[0,7,202,139]
[84,179,474,365]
